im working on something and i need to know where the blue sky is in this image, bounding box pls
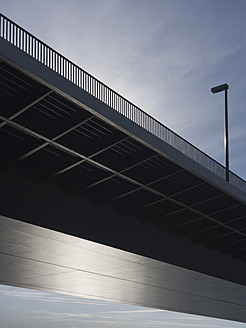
[0,0,246,327]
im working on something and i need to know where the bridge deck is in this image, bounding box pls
[0,13,246,323]
[1,38,245,263]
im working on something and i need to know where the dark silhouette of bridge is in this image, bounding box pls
[0,14,246,323]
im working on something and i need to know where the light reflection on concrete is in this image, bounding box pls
[0,215,246,323]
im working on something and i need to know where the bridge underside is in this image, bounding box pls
[1,38,246,322]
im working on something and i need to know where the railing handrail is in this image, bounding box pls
[0,13,245,193]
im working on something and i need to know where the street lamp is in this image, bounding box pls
[211,83,229,182]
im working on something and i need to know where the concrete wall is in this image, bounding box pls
[1,165,246,287]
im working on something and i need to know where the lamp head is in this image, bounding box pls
[211,83,229,94]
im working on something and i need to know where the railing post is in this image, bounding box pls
[225,88,229,182]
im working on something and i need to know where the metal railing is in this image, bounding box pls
[0,13,245,193]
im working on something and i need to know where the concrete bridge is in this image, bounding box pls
[0,13,246,323]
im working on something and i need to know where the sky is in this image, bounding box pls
[0,0,246,327]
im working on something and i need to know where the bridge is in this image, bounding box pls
[0,14,246,323]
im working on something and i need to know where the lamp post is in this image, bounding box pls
[211,83,229,182]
